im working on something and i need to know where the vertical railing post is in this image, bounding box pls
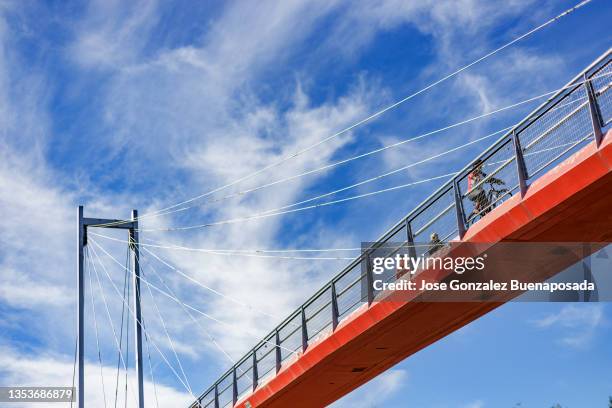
[300,307,308,352]
[365,253,374,304]
[331,281,339,330]
[511,130,529,197]
[214,384,219,408]
[252,350,258,391]
[584,73,604,147]
[405,218,417,260]
[232,367,238,406]
[274,330,281,373]
[453,181,467,238]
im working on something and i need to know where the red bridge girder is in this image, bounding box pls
[236,130,612,408]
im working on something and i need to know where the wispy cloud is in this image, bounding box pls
[330,369,408,408]
[0,345,191,407]
[0,0,606,405]
[463,400,485,408]
[533,304,605,348]
[67,0,160,69]
[64,0,386,364]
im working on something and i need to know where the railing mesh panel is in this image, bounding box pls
[591,60,612,127]
[255,335,277,382]
[198,389,215,408]
[217,373,233,408]
[305,286,333,342]
[335,262,366,322]
[410,187,457,254]
[277,313,302,362]
[235,357,253,400]
[518,84,592,181]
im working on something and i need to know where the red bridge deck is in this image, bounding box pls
[237,129,612,408]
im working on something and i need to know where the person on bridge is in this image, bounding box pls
[466,159,506,221]
[428,232,443,255]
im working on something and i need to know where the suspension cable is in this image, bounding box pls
[143,259,245,376]
[140,78,606,233]
[143,172,456,231]
[85,248,109,408]
[113,245,129,408]
[90,232,355,260]
[91,0,597,229]
[142,317,160,408]
[124,253,130,408]
[139,271,300,355]
[137,82,592,220]
[91,239,299,355]
[139,244,293,321]
[88,243,138,406]
[143,260,239,366]
[138,75,603,228]
[139,257,193,394]
[91,232,447,254]
[252,90,594,217]
[89,241,199,398]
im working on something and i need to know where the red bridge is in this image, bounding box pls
[190,50,612,408]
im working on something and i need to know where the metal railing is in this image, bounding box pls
[189,49,612,408]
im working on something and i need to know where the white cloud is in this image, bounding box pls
[67,0,382,363]
[463,400,485,408]
[0,4,78,351]
[0,0,593,405]
[0,271,71,308]
[67,0,160,69]
[0,0,371,355]
[330,368,408,408]
[330,1,568,189]
[319,0,549,59]
[450,49,564,116]
[0,5,376,403]
[533,304,605,348]
[0,346,191,408]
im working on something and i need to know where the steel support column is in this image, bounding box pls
[76,206,85,408]
[76,206,142,408]
[130,210,145,408]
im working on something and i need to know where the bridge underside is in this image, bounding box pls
[236,130,612,408]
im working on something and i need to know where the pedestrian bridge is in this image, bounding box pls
[189,49,612,408]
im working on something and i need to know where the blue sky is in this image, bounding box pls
[0,0,611,407]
